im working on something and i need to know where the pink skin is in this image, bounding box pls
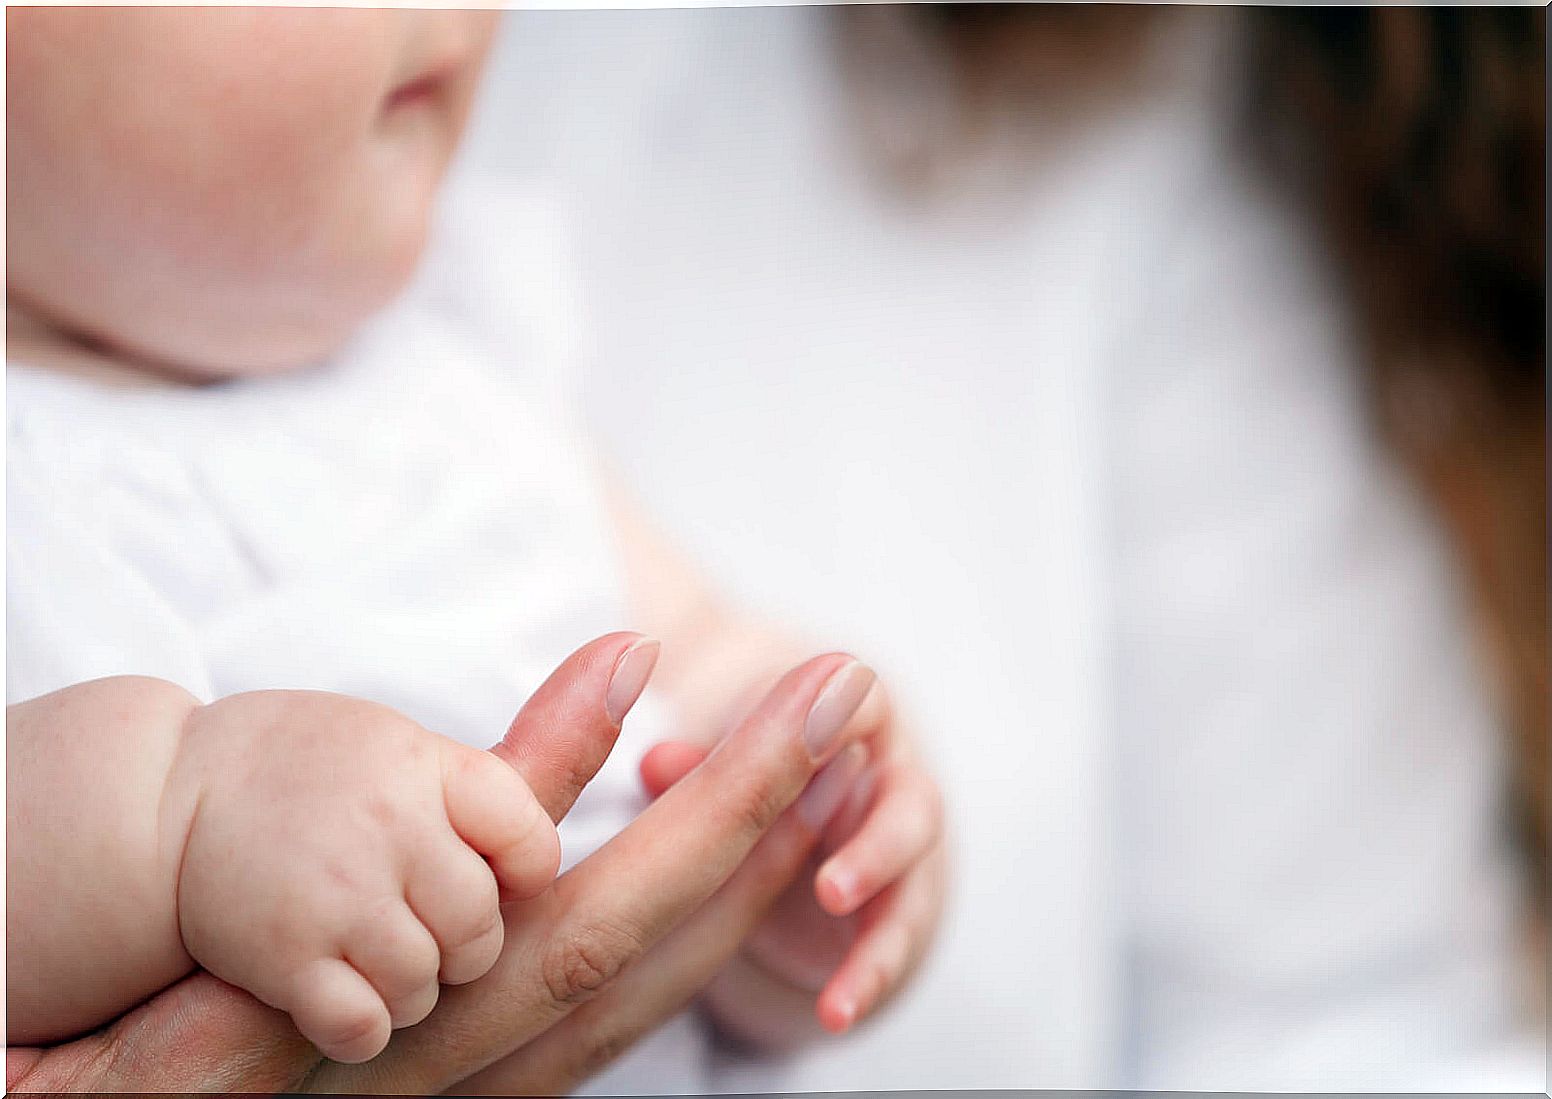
[639,676,948,1039]
[5,8,498,380]
[6,7,950,1083]
[7,640,887,1095]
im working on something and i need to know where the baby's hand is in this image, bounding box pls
[167,691,560,1064]
[640,665,947,1046]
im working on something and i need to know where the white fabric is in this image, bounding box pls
[1113,43,1538,1089]
[465,7,1543,1091]
[5,184,710,1095]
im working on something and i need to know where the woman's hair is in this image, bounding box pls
[1248,7,1546,898]
[852,6,1547,891]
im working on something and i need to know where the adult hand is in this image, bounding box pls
[7,635,873,1096]
[638,651,948,1050]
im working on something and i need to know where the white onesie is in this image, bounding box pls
[5,183,711,1094]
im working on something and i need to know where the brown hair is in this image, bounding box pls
[1248,8,1546,895]
[863,6,1547,891]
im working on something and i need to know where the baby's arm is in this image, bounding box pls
[8,678,561,1063]
[7,676,206,1046]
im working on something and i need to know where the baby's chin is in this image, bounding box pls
[94,310,379,386]
[111,253,428,384]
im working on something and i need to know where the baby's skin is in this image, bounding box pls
[6,9,948,1070]
[5,663,654,1063]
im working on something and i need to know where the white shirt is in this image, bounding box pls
[5,184,711,1095]
[468,7,1542,1089]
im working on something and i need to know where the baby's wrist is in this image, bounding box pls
[157,690,225,903]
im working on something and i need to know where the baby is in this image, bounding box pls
[8,670,591,1062]
[6,6,945,1075]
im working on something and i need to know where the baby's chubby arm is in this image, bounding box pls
[8,677,206,1046]
[7,677,560,1063]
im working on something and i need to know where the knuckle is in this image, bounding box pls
[440,891,501,954]
[388,931,442,987]
[439,918,503,985]
[452,741,501,786]
[541,919,644,1007]
[557,752,599,800]
[439,744,491,805]
[721,777,787,842]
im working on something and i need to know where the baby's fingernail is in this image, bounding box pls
[605,638,660,724]
[803,660,875,761]
[797,742,867,832]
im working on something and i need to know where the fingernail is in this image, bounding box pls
[605,638,660,724]
[820,865,859,912]
[797,742,867,832]
[833,998,858,1032]
[803,660,875,761]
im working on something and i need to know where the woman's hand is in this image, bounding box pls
[602,480,949,1046]
[640,639,949,1049]
[7,635,876,1096]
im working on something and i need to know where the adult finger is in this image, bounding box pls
[742,858,858,992]
[638,672,888,802]
[307,655,874,1095]
[455,743,868,1094]
[7,970,321,1094]
[698,950,828,1053]
[489,632,659,823]
[637,739,706,798]
[815,761,944,917]
[641,664,893,801]
[4,636,656,1098]
[817,837,948,1034]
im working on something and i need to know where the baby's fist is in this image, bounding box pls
[171,691,560,1064]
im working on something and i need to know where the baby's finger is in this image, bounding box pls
[815,762,943,917]
[442,741,561,900]
[638,740,708,799]
[816,842,945,1034]
[290,958,392,1064]
[342,902,442,1029]
[491,632,659,823]
[404,837,504,986]
[310,654,871,1095]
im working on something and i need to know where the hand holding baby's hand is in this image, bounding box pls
[168,691,559,1064]
[640,663,946,1046]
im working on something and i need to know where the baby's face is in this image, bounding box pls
[6,8,498,378]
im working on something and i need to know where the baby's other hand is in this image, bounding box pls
[640,663,947,1048]
[169,691,559,1064]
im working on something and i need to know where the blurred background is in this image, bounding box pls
[455,6,1545,1091]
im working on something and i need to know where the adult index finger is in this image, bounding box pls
[308,653,873,1095]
